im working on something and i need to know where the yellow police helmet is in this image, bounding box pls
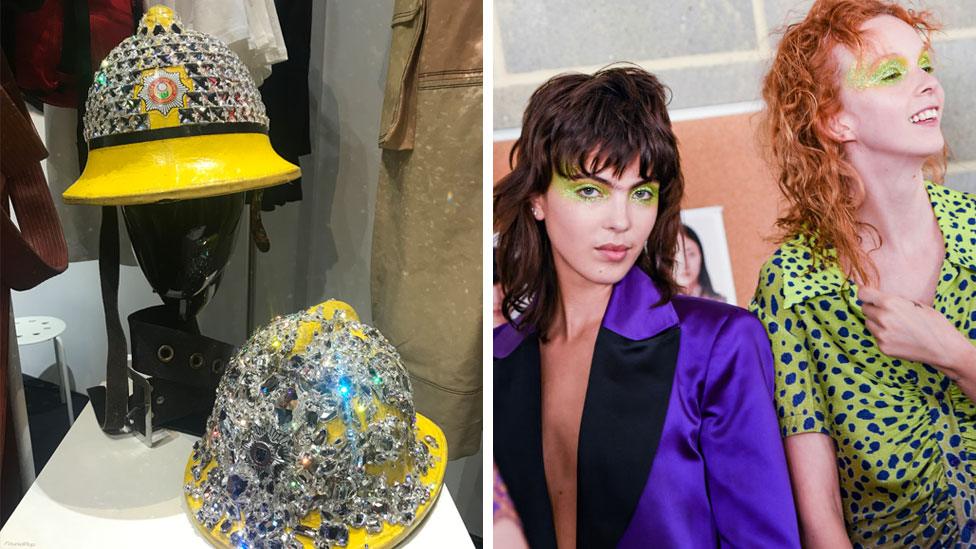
[63,5,300,206]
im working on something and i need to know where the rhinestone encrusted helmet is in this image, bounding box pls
[84,5,268,142]
[183,301,447,549]
[62,5,299,205]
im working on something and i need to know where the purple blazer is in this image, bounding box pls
[493,267,800,548]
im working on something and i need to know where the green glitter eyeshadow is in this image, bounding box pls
[552,174,607,202]
[551,174,660,205]
[629,182,660,206]
[919,50,933,72]
[846,56,909,90]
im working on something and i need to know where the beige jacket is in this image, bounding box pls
[372,0,482,459]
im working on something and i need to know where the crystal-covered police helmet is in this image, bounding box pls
[62,5,299,205]
[183,301,447,548]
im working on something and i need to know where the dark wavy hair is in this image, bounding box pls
[680,224,721,300]
[494,65,684,340]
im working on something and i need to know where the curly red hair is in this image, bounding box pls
[762,0,945,284]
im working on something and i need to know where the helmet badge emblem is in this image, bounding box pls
[138,68,188,116]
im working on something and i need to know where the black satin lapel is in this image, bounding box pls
[494,336,557,549]
[576,326,681,548]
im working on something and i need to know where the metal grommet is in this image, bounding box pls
[155,395,165,406]
[189,352,205,370]
[211,359,224,375]
[157,345,174,363]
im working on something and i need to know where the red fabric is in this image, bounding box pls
[12,0,136,107]
[11,0,70,105]
[1,50,68,522]
[89,0,138,68]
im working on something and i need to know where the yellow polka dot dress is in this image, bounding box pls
[751,183,976,547]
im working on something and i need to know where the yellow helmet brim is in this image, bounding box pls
[63,132,300,205]
[183,412,448,548]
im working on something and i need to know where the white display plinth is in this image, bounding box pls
[0,403,472,548]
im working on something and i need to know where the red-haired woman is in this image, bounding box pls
[752,0,976,546]
[494,66,799,548]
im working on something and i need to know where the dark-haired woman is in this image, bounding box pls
[493,66,800,548]
[675,223,727,302]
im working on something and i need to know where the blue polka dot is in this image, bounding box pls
[857,410,876,420]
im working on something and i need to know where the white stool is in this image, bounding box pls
[14,316,75,425]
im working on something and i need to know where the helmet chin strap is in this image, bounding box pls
[92,205,129,434]
[91,204,236,445]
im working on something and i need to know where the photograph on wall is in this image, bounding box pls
[676,206,737,305]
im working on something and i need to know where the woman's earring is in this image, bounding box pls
[531,207,540,218]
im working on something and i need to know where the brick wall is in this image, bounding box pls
[494,0,976,190]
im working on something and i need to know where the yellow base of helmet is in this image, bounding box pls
[183,299,448,548]
[63,133,300,205]
[184,413,448,549]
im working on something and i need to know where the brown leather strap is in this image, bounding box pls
[0,53,68,292]
[249,190,270,252]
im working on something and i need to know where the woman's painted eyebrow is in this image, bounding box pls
[861,52,902,69]
[569,174,656,189]
[863,46,929,68]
